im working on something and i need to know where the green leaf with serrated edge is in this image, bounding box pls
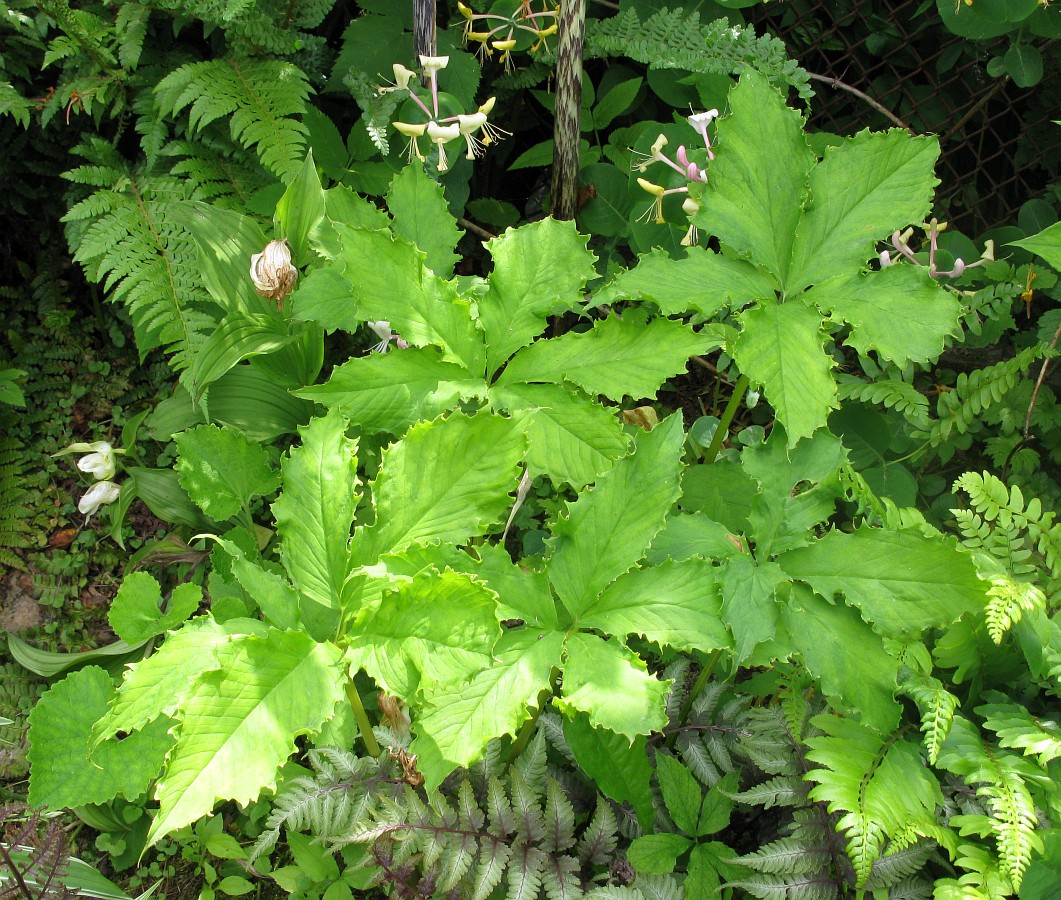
[472,542,559,630]
[787,130,940,293]
[778,524,986,638]
[478,218,597,375]
[687,843,723,896]
[627,834,691,875]
[720,556,786,665]
[184,202,271,317]
[295,347,487,435]
[496,316,712,402]
[109,572,202,644]
[334,225,485,374]
[1008,221,1061,270]
[489,382,629,487]
[386,162,461,276]
[808,266,962,368]
[656,754,702,835]
[412,628,564,792]
[189,314,299,403]
[782,584,902,734]
[563,714,654,830]
[288,267,360,332]
[28,666,174,810]
[732,301,837,447]
[603,247,777,317]
[272,408,359,641]
[92,617,266,745]
[275,150,326,264]
[148,630,344,845]
[175,424,279,521]
[646,512,744,565]
[346,569,500,700]
[576,559,729,654]
[548,414,684,618]
[698,773,738,836]
[557,633,669,740]
[354,410,524,564]
[693,72,813,285]
[311,185,392,260]
[208,535,301,632]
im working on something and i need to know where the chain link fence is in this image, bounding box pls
[747,0,1060,233]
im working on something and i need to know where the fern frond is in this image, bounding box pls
[977,701,1061,768]
[723,872,840,899]
[897,669,959,764]
[983,576,1045,644]
[734,835,833,875]
[0,435,33,570]
[836,375,931,428]
[732,774,808,810]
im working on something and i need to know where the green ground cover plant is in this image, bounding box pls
[3,2,1061,899]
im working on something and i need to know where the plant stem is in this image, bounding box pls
[550,0,587,220]
[703,374,749,463]
[345,681,381,758]
[667,650,722,749]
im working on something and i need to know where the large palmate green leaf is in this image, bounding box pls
[470,543,559,630]
[334,225,484,374]
[477,218,597,374]
[547,414,685,618]
[489,382,629,487]
[386,162,461,276]
[497,316,712,402]
[782,585,902,734]
[808,266,962,368]
[272,408,359,640]
[346,569,500,700]
[295,347,487,435]
[778,525,987,637]
[732,301,837,446]
[208,535,302,632]
[412,628,565,791]
[694,71,813,284]
[108,571,202,644]
[28,666,174,810]
[175,423,279,520]
[604,247,777,318]
[558,633,670,741]
[575,558,729,654]
[148,629,344,845]
[787,130,940,293]
[354,410,524,563]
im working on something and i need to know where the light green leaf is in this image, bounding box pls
[720,556,786,664]
[655,754,702,835]
[478,218,597,374]
[175,424,279,520]
[782,584,902,734]
[489,382,629,487]
[547,414,685,618]
[149,630,344,845]
[209,536,302,632]
[732,301,837,447]
[355,410,524,563]
[127,466,213,531]
[471,542,559,630]
[809,266,962,367]
[295,347,487,435]
[28,666,174,810]
[386,162,461,276]
[109,572,203,644]
[346,569,500,700]
[188,314,300,404]
[778,525,987,637]
[183,202,270,317]
[695,71,813,284]
[288,267,359,332]
[335,225,484,374]
[604,247,777,318]
[1008,221,1061,270]
[272,408,359,640]
[645,512,745,565]
[93,617,263,743]
[558,633,669,740]
[787,130,940,293]
[275,151,326,263]
[207,365,314,442]
[312,185,392,260]
[497,316,712,402]
[412,628,564,792]
[627,834,691,875]
[576,558,729,654]
[563,715,654,829]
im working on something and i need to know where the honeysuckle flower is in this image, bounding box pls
[250,239,296,304]
[458,107,511,158]
[419,55,449,75]
[427,121,461,171]
[394,120,428,162]
[457,0,559,59]
[77,442,116,480]
[688,109,719,159]
[390,63,416,91]
[367,321,409,353]
[884,219,993,280]
[79,480,120,517]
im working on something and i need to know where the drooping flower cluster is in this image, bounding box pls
[382,56,509,173]
[879,217,995,279]
[456,0,558,67]
[54,440,125,518]
[633,109,719,246]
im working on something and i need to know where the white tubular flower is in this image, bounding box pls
[394,121,428,162]
[79,480,120,517]
[391,63,417,90]
[77,442,116,481]
[427,121,461,172]
[419,55,450,75]
[367,320,395,353]
[250,239,297,304]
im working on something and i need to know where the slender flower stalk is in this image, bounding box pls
[880,218,995,279]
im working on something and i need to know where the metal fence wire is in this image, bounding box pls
[745,0,1060,234]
